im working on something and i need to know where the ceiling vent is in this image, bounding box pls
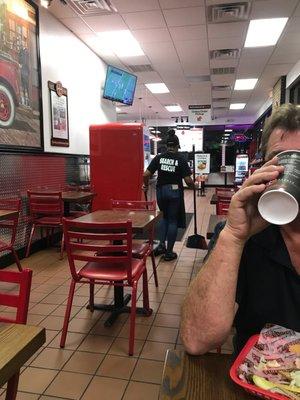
[129,64,154,73]
[213,106,228,110]
[211,67,235,75]
[212,85,232,91]
[207,2,251,23]
[213,97,230,101]
[117,112,128,115]
[210,49,240,60]
[186,75,211,83]
[67,0,117,16]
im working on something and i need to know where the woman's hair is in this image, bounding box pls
[261,104,300,158]
[166,129,180,148]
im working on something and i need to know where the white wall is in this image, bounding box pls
[39,8,116,154]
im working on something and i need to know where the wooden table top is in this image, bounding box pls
[210,192,233,205]
[206,214,226,239]
[0,323,45,387]
[0,210,18,221]
[62,191,95,203]
[75,209,161,233]
[160,350,256,400]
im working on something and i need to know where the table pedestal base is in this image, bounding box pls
[87,288,152,327]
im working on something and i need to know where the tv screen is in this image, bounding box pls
[103,65,137,106]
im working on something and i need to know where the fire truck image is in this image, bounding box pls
[0,51,21,128]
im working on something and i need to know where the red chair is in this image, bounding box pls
[111,200,158,287]
[216,200,230,216]
[0,268,32,400]
[26,191,64,259]
[60,219,151,356]
[0,198,22,271]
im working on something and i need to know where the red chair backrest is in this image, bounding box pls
[0,269,32,324]
[28,191,63,219]
[0,198,21,245]
[63,218,134,283]
[216,201,230,216]
[111,199,156,211]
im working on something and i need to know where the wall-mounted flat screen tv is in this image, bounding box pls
[103,65,137,106]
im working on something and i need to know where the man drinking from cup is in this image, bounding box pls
[181,104,300,355]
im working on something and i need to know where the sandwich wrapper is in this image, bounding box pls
[237,325,300,399]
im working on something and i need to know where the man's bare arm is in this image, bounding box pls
[181,228,244,354]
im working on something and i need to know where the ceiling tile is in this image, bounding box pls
[142,42,179,64]
[269,49,300,64]
[294,2,300,16]
[113,0,160,12]
[169,25,207,41]
[82,14,128,32]
[208,37,244,50]
[183,65,210,75]
[122,10,166,29]
[210,59,239,69]
[250,0,298,18]
[49,2,78,18]
[134,71,162,83]
[60,17,94,35]
[230,92,252,102]
[159,0,204,8]
[285,17,300,33]
[264,63,296,77]
[241,47,274,60]
[212,89,232,98]
[207,22,248,39]
[163,7,206,26]
[133,28,172,44]
[119,55,151,65]
[278,32,300,46]
[175,40,208,61]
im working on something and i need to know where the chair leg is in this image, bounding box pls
[25,224,35,258]
[142,269,152,315]
[11,248,22,272]
[150,251,158,287]
[5,371,19,400]
[60,279,76,348]
[60,233,64,260]
[129,281,137,356]
[89,280,95,312]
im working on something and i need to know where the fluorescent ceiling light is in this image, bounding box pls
[97,30,144,57]
[145,83,169,94]
[230,103,246,110]
[245,18,288,47]
[234,78,258,90]
[165,105,182,112]
[116,107,121,112]
[225,129,233,132]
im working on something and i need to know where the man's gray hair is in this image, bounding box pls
[261,104,300,158]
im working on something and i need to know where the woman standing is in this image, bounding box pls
[143,130,195,261]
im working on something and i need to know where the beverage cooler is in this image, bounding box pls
[89,123,150,210]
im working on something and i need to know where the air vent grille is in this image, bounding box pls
[210,49,240,60]
[67,0,117,16]
[213,106,228,110]
[212,85,232,91]
[211,67,235,75]
[213,97,230,101]
[208,2,251,23]
[129,64,154,73]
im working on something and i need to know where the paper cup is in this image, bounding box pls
[258,150,300,225]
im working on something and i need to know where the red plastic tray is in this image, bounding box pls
[230,334,290,400]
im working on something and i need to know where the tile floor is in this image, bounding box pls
[0,189,233,400]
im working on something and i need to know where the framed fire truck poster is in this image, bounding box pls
[0,0,43,151]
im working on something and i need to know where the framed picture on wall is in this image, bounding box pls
[48,81,69,147]
[0,0,43,152]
